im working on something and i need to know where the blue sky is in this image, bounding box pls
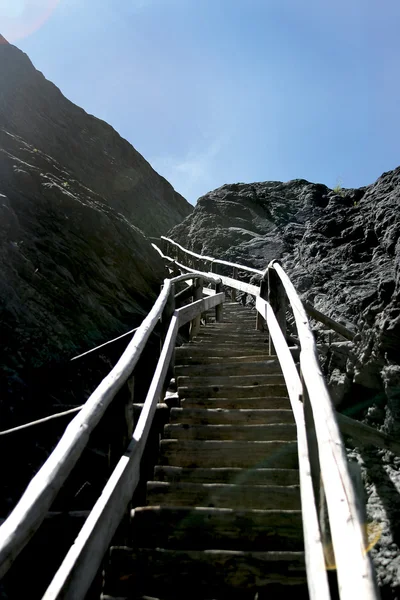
[2,0,400,204]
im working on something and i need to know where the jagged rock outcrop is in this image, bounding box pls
[170,173,400,418]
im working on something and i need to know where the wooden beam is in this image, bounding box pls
[160,236,263,275]
[176,293,225,327]
[42,316,180,600]
[190,278,203,339]
[268,266,287,354]
[303,301,356,341]
[231,267,238,301]
[256,268,268,332]
[337,412,400,455]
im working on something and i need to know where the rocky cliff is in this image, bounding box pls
[170,174,400,420]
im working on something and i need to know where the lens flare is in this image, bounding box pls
[323,521,383,571]
[0,0,60,43]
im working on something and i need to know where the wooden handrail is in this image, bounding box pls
[43,314,180,600]
[42,293,226,599]
[268,261,379,600]
[0,272,217,578]
[303,301,356,341]
[256,296,330,600]
[161,236,263,275]
[154,243,260,298]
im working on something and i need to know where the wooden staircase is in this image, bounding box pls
[102,302,309,599]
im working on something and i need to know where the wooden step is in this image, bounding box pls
[105,547,306,598]
[176,347,270,358]
[131,506,304,551]
[177,374,284,388]
[178,384,288,399]
[175,360,281,377]
[163,423,297,441]
[187,340,269,348]
[169,408,294,425]
[159,440,298,468]
[195,331,267,340]
[153,466,299,486]
[175,354,279,366]
[180,397,291,409]
[146,482,301,510]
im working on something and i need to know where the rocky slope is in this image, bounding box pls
[170,173,400,597]
[0,37,192,522]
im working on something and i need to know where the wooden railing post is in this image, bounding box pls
[190,277,203,339]
[268,265,287,354]
[256,269,268,331]
[160,283,176,401]
[211,263,223,323]
[231,267,238,301]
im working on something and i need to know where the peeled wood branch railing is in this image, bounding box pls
[0,271,222,580]
[256,295,330,599]
[42,286,226,599]
[267,260,379,600]
[161,235,263,275]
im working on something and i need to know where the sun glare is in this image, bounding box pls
[0,0,60,42]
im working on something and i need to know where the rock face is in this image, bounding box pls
[0,38,192,237]
[170,174,400,413]
[0,36,195,473]
[169,173,400,595]
[0,38,192,429]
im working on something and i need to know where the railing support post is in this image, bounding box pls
[160,283,176,401]
[190,277,203,339]
[211,263,223,323]
[256,270,268,331]
[268,265,286,354]
[231,267,238,301]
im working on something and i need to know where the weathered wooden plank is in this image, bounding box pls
[303,300,356,341]
[153,466,299,486]
[177,374,284,387]
[160,236,263,275]
[176,292,225,327]
[337,412,400,455]
[105,547,306,597]
[189,277,203,339]
[146,481,301,510]
[270,262,379,599]
[164,423,297,441]
[159,439,298,468]
[131,506,303,551]
[41,317,180,600]
[218,274,260,297]
[175,360,281,377]
[169,408,294,425]
[178,384,288,399]
[180,397,292,410]
[175,354,281,365]
[175,347,271,357]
